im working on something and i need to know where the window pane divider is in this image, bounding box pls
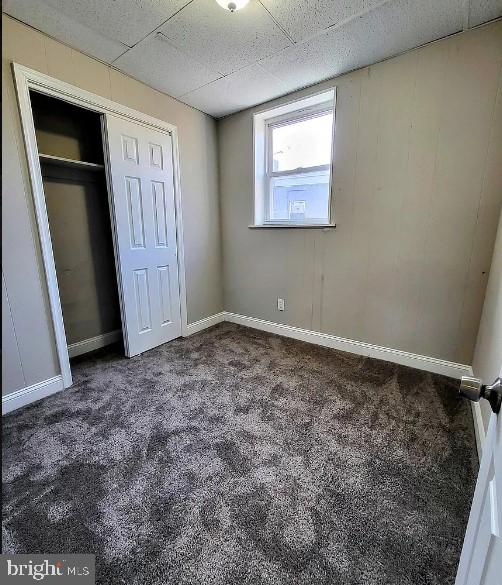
[268,164,331,178]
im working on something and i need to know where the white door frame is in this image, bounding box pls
[12,62,188,388]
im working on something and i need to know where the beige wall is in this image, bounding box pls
[472,208,502,431]
[218,21,502,365]
[2,15,222,395]
[43,171,122,345]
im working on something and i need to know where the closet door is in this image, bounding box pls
[104,114,182,357]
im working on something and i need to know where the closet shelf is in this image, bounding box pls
[39,153,105,171]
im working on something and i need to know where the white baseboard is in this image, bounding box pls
[2,375,64,415]
[3,313,473,418]
[222,312,472,379]
[183,312,226,336]
[67,329,122,358]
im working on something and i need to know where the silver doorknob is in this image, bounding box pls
[459,376,484,402]
[459,376,502,414]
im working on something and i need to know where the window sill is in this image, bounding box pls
[248,223,336,230]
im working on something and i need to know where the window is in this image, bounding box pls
[253,89,336,227]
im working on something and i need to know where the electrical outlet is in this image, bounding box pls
[277,298,285,311]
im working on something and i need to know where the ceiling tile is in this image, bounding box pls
[260,0,390,42]
[40,0,190,47]
[180,63,288,117]
[5,0,500,120]
[114,32,221,97]
[260,0,464,91]
[3,0,127,62]
[469,0,502,27]
[158,0,291,75]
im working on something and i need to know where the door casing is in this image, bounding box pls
[12,62,188,388]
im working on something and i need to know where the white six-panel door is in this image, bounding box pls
[104,114,182,357]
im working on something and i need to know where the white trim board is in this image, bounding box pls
[184,312,226,336]
[471,401,486,460]
[2,312,480,436]
[223,312,471,379]
[184,310,471,379]
[2,376,64,415]
[463,365,487,460]
[67,330,122,358]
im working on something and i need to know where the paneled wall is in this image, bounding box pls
[2,15,222,396]
[218,21,502,364]
[2,273,25,393]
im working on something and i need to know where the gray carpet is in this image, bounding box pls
[2,323,477,585]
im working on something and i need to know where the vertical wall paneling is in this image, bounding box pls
[218,22,502,364]
[2,273,25,395]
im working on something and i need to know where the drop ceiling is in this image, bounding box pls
[3,0,501,118]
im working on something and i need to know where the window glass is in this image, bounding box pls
[271,112,333,172]
[269,169,330,222]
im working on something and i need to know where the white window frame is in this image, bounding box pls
[252,88,336,229]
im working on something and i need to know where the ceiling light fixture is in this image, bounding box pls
[216,0,249,12]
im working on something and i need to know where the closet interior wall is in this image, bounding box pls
[30,91,122,355]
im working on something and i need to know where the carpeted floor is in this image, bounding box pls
[2,323,477,585]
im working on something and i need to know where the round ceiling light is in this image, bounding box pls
[216,0,250,12]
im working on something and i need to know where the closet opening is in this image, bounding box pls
[30,90,124,363]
